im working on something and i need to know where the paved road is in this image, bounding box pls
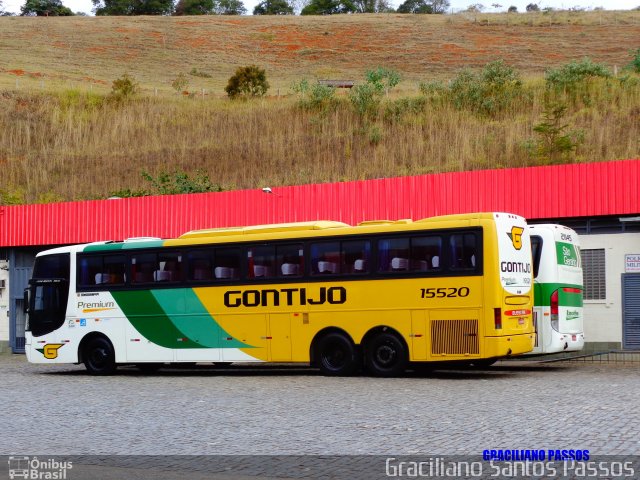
[2,355,639,456]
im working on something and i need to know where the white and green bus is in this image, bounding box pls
[529,224,584,354]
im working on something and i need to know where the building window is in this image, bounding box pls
[582,249,606,300]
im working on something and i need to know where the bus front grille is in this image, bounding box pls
[431,319,479,356]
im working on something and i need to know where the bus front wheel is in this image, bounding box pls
[83,337,117,376]
[316,332,358,376]
[365,332,408,377]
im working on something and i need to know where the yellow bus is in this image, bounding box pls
[25,212,535,376]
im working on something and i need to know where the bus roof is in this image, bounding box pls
[179,221,350,239]
[38,212,520,254]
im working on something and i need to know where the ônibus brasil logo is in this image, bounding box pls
[508,226,524,251]
[8,456,72,479]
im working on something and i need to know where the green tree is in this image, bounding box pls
[174,0,214,14]
[253,0,293,14]
[365,67,401,96]
[300,0,355,14]
[507,5,516,11]
[92,0,174,15]
[352,0,392,12]
[21,0,73,15]
[216,0,245,14]
[225,65,269,99]
[525,2,538,11]
[530,102,583,164]
[174,0,245,14]
[397,0,433,13]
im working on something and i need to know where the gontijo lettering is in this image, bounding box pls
[224,286,346,307]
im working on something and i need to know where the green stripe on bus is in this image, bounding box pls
[111,290,201,349]
[534,283,583,308]
[150,289,248,349]
[83,240,165,252]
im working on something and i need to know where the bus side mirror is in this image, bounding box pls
[23,288,29,314]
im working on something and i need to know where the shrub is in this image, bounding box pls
[448,60,525,117]
[292,79,338,112]
[225,65,269,99]
[171,73,189,94]
[626,48,640,74]
[545,58,611,90]
[109,73,139,101]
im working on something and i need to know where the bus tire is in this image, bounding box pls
[316,332,358,376]
[364,332,408,377]
[83,337,117,376]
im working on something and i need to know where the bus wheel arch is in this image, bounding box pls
[310,328,360,376]
[79,333,117,376]
[362,326,409,377]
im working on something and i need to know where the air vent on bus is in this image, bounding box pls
[431,319,480,356]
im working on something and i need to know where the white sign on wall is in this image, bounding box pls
[625,254,640,273]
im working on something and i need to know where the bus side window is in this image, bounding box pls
[216,247,241,280]
[132,253,157,283]
[156,252,182,282]
[377,238,409,272]
[342,240,370,274]
[450,234,477,270]
[411,236,442,271]
[103,255,127,284]
[248,246,274,278]
[310,242,340,275]
[277,244,304,277]
[79,256,102,286]
[531,236,542,279]
[188,250,214,281]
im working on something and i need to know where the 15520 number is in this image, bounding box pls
[420,287,470,299]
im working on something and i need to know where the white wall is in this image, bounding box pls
[0,260,9,343]
[580,232,640,345]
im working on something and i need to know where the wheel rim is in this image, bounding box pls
[322,340,347,370]
[89,345,109,370]
[374,342,398,368]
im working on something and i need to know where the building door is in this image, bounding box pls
[622,274,640,350]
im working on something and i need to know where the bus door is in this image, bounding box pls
[221,313,269,362]
[410,310,428,360]
[268,313,292,361]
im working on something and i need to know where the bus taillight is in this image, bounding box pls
[550,289,559,332]
[563,287,582,294]
[494,308,502,330]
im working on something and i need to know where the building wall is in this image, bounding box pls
[580,232,640,351]
[0,260,9,352]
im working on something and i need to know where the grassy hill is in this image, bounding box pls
[0,11,639,203]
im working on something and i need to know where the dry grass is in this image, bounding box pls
[1,12,639,91]
[0,12,639,203]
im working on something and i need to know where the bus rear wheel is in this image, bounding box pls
[365,332,408,377]
[316,332,358,376]
[83,337,116,376]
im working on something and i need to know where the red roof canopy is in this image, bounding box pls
[1,159,638,247]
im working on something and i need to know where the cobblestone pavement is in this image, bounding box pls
[1,355,639,458]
